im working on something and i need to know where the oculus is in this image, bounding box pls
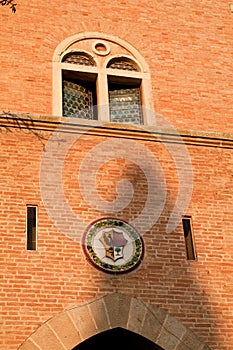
[82,218,144,274]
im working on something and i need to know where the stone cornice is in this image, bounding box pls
[0,113,233,149]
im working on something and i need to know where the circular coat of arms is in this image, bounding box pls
[82,218,144,274]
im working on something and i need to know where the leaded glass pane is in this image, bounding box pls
[62,53,95,66]
[63,80,95,119]
[107,58,139,71]
[109,87,142,124]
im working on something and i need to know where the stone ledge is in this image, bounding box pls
[1,112,233,149]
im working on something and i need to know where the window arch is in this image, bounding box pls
[106,56,140,71]
[61,51,97,119]
[62,51,96,66]
[53,33,154,125]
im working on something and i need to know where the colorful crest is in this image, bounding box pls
[100,229,128,262]
[82,218,144,274]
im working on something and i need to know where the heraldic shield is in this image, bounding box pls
[100,229,128,262]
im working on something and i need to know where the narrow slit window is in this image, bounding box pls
[182,216,196,260]
[26,205,37,250]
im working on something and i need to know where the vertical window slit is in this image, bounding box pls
[182,216,196,260]
[26,205,37,251]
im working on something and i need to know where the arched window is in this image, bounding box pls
[61,52,97,119]
[107,57,142,124]
[53,33,154,125]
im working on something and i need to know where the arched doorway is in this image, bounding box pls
[18,293,211,350]
[73,328,164,350]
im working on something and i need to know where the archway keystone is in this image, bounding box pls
[18,293,211,350]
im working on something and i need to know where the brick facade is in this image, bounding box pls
[0,1,233,349]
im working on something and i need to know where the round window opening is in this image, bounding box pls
[93,41,110,56]
[82,218,144,274]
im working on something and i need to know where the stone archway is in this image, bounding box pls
[18,293,211,350]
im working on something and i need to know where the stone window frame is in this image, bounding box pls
[53,32,155,125]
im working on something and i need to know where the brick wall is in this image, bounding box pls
[1,1,233,349]
[0,0,233,132]
[0,123,233,349]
